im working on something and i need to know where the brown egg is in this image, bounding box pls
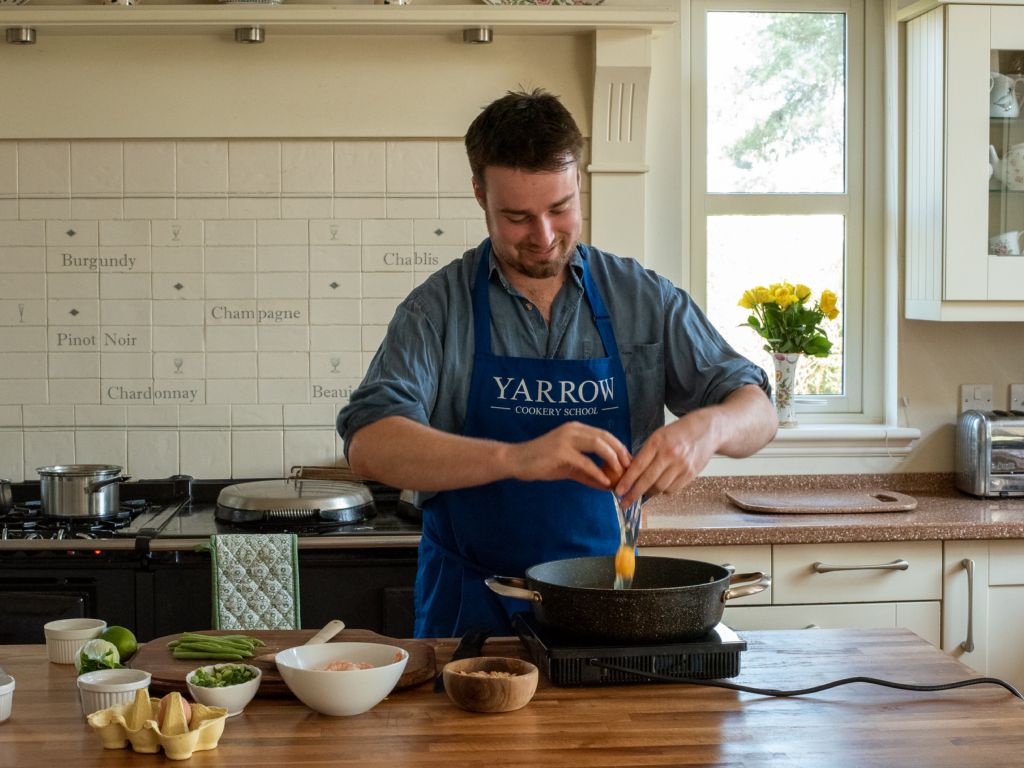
[157,692,192,732]
[602,463,623,486]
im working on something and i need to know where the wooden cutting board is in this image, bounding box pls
[725,489,918,514]
[128,629,436,697]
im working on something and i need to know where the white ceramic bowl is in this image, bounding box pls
[275,642,408,717]
[186,664,262,717]
[0,672,14,723]
[77,668,151,717]
[43,618,107,665]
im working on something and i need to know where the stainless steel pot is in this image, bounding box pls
[0,479,11,514]
[36,464,131,518]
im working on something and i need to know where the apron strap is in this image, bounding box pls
[472,241,495,356]
[579,244,621,361]
[421,523,494,577]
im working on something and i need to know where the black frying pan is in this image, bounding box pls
[486,556,770,644]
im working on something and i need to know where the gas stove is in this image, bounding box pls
[0,475,422,546]
[0,499,162,541]
[0,475,193,543]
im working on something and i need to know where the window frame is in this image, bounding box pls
[689,0,885,425]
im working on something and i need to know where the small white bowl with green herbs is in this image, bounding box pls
[185,663,262,716]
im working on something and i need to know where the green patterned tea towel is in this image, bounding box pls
[210,533,301,630]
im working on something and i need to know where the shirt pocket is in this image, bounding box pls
[620,341,663,374]
[621,342,665,449]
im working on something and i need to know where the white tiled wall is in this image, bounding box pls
[0,139,591,482]
[0,139,465,480]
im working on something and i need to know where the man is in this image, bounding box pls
[337,88,777,638]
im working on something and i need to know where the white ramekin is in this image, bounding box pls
[0,672,14,723]
[77,668,151,717]
[43,618,107,665]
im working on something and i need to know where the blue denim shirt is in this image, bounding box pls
[337,242,770,495]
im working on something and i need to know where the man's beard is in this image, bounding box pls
[493,239,576,280]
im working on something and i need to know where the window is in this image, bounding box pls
[690,0,881,423]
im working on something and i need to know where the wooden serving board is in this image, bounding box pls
[128,629,436,697]
[725,489,918,514]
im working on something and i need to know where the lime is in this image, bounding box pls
[99,625,138,661]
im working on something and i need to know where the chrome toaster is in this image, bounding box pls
[956,409,1024,497]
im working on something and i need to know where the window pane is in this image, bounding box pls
[706,215,844,396]
[706,11,846,194]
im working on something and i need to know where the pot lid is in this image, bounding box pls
[36,464,123,476]
[216,478,373,514]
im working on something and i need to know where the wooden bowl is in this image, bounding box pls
[442,657,538,713]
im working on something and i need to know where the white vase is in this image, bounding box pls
[771,353,801,428]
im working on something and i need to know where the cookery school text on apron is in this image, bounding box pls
[414,241,633,638]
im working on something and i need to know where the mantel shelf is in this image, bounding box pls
[0,4,678,37]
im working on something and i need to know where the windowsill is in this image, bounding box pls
[766,423,920,454]
[703,423,921,475]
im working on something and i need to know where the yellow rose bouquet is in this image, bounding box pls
[738,282,840,358]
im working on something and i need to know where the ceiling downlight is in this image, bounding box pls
[6,27,36,45]
[234,26,265,44]
[462,27,492,44]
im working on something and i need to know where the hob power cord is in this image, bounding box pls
[590,661,1024,699]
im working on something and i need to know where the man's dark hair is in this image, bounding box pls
[464,88,583,188]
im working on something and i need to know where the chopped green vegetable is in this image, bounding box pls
[190,664,259,688]
[167,632,265,661]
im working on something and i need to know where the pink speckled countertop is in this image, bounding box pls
[639,473,1024,546]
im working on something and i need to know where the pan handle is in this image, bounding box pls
[87,475,131,493]
[722,571,771,602]
[484,576,543,603]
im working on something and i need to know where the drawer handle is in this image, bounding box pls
[960,558,975,653]
[811,559,909,573]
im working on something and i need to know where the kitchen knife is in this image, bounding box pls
[434,626,492,693]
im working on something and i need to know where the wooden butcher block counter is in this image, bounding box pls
[2,628,1023,767]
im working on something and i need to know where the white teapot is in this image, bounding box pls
[991,72,1024,118]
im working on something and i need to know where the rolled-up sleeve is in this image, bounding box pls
[336,296,443,456]
[661,282,771,416]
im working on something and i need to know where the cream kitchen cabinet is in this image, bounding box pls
[943,540,1024,689]
[904,4,1024,319]
[645,541,942,647]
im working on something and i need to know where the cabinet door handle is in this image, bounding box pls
[960,558,975,653]
[812,559,909,573]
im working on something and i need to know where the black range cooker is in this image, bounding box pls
[0,475,422,644]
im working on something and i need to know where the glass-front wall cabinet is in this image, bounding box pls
[905,4,1024,320]
[990,49,1024,256]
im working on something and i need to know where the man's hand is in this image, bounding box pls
[615,411,716,506]
[613,385,776,506]
[505,421,632,490]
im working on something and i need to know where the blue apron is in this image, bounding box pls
[414,240,633,638]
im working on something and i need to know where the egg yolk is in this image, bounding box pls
[614,545,636,579]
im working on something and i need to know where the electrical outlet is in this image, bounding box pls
[1010,384,1024,412]
[960,384,993,414]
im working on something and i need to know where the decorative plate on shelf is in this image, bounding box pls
[482,1,606,5]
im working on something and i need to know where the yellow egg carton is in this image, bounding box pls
[86,689,228,761]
